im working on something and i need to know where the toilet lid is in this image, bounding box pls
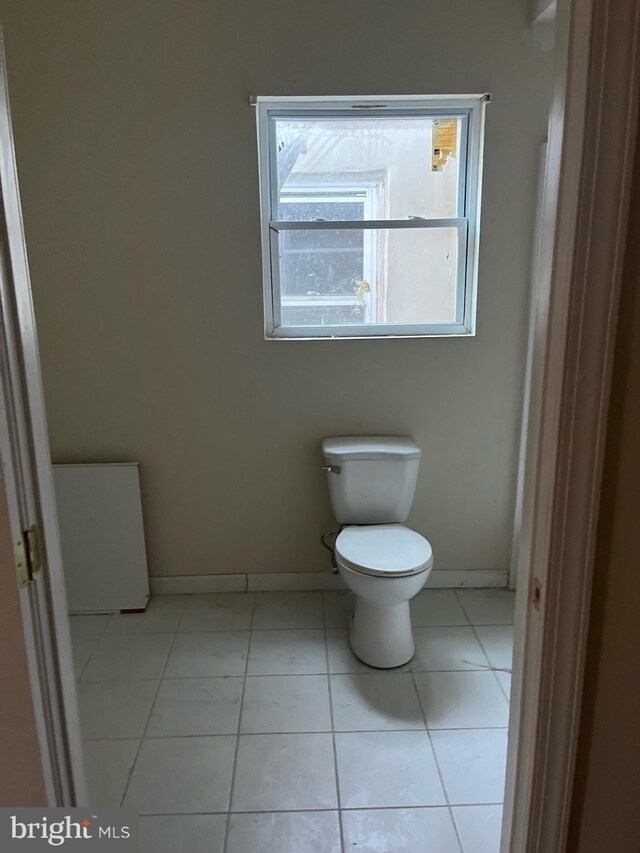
[336,524,433,578]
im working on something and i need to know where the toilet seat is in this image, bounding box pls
[336,524,433,578]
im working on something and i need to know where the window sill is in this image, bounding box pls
[264,328,476,341]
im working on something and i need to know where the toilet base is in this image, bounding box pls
[350,599,415,668]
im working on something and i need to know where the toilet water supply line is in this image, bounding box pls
[321,526,345,573]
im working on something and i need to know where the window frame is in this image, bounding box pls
[256,94,487,340]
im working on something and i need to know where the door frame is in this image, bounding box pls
[0,0,638,846]
[504,0,640,850]
[0,32,87,806]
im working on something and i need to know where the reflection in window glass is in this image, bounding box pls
[274,116,461,221]
[276,226,458,327]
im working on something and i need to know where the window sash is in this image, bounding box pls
[267,107,471,222]
[268,219,468,334]
[269,217,466,232]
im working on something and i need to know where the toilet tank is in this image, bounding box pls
[321,436,421,524]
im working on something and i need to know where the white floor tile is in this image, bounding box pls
[431,728,508,805]
[326,629,391,674]
[457,590,516,625]
[69,614,112,637]
[124,735,236,814]
[106,597,183,634]
[78,680,158,739]
[139,815,226,853]
[453,805,504,853]
[323,591,354,628]
[335,731,446,808]
[495,671,512,701]
[475,626,514,671]
[227,811,341,853]
[231,733,337,811]
[414,671,509,729]
[240,675,331,733]
[72,634,101,679]
[330,673,424,731]
[411,627,489,672]
[341,807,461,853]
[411,591,469,627]
[81,634,174,681]
[179,593,254,632]
[247,630,327,675]
[84,739,139,807]
[146,677,244,736]
[164,632,249,678]
[252,592,323,629]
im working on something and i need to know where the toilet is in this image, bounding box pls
[322,436,433,668]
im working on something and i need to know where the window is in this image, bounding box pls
[255,95,487,339]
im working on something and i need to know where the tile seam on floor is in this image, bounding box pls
[222,588,257,853]
[135,802,502,817]
[467,620,512,692]
[411,667,464,853]
[75,630,106,681]
[80,663,510,681]
[117,607,184,808]
[323,590,347,853]
[82,723,510,743]
[452,589,474,627]
[454,588,515,627]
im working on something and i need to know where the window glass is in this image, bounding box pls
[275,226,459,327]
[274,116,462,221]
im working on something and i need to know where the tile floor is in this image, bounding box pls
[71,588,515,853]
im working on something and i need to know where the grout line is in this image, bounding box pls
[482,641,513,703]
[117,602,185,807]
[411,667,464,853]
[136,802,504,817]
[77,664,512,684]
[466,621,513,692]
[81,724,510,743]
[222,588,256,853]
[74,636,101,682]
[76,622,510,639]
[72,613,113,679]
[453,589,474,627]
[323,593,346,853]
[494,672,512,703]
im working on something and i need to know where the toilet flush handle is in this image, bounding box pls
[322,464,342,474]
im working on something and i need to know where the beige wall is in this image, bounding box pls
[567,126,640,853]
[0,0,551,578]
[0,481,47,805]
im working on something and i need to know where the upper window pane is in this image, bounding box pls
[273,116,462,221]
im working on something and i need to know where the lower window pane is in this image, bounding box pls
[275,226,460,328]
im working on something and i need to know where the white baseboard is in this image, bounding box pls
[247,572,346,591]
[149,569,508,595]
[150,574,246,595]
[426,570,509,589]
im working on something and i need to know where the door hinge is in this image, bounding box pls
[15,524,42,587]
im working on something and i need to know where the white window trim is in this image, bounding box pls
[256,94,487,340]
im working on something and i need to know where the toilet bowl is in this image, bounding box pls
[335,523,433,668]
